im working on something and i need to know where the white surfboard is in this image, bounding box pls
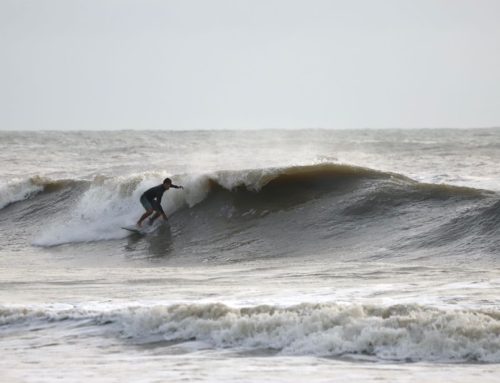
[121,225,145,234]
[121,221,165,235]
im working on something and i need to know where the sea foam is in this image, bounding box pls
[2,302,500,362]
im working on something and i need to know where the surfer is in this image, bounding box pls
[137,178,183,227]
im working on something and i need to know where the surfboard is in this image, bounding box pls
[121,225,145,234]
[121,221,166,235]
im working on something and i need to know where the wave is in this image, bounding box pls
[2,302,500,362]
[0,176,48,209]
[1,164,496,258]
[0,176,83,210]
[25,164,397,246]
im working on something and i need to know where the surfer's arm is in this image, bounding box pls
[171,184,183,189]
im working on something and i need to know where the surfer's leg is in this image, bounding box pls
[138,196,155,227]
[149,211,161,224]
[137,209,154,227]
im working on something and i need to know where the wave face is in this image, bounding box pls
[2,302,499,362]
[1,164,498,262]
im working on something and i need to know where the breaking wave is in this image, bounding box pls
[0,176,49,209]
[2,302,500,362]
[1,164,497,260]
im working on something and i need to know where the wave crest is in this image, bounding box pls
[2,302,500,362]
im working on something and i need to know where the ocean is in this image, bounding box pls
[1,128,500,382]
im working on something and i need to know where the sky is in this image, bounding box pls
[1,0,500,131]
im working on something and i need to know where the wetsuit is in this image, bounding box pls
[140,184,180,214]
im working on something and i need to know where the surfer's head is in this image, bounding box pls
[163,178,172,189]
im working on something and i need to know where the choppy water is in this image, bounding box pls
[1,129,500,382]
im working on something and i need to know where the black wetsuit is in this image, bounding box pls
[141,184,180,213]
[143,185,165,212]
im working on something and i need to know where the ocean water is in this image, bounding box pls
[1,128,500,382]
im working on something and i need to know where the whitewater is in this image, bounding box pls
[1,129,500,382]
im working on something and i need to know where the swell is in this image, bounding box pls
[0,164,497,260]
[0,163,483,213]
[205,164,486,215]
[171,165,495,262]
[2,302,500,362]
[400,198,500,255]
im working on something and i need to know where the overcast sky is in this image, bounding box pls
[1,0,500,130]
